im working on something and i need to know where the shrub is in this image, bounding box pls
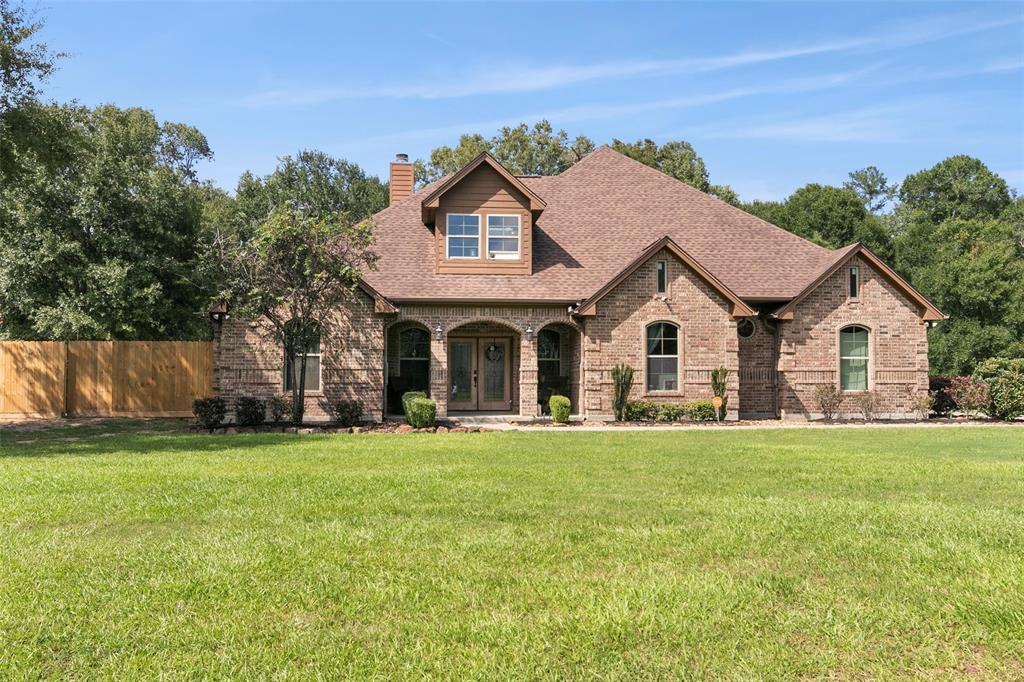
[684,399,716,422]
[972,358,1024,421]
[929,376,955,416]
[625,400,658,421]
[330,399,363,427]
[549,395,571,423]
[655,403,686,422]
[268,395,292,423]
[813,384,843,421]
[853,391,881,421]
[192,397,226,430]
[405,397,436,428]
[914,392,935,421]
[611,364,634,422]
[944,376,990,418]
[402,391,428,417]
[235,397,266,427]
[711,367,729,421]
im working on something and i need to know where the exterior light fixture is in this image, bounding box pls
[434,324,443,341]
[525,325,534,342]
[208,302,229,324]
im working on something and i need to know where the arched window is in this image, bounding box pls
[840,325,869,391]
[399,328,430,392]
[646,322,679,391]
[538,329,561,381]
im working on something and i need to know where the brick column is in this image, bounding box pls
[725,328,740,421]
[519,332,538,417]
[430,334,448,418]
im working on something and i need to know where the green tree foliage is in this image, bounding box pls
[415,120,594,185]
[844,166,896,214]
[611,138,710,192]
[744,184,893,260]
[898,154,1010,223]
[0,104,214,340]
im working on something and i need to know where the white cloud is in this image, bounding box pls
[236,12,1022,108]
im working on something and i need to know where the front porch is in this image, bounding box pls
[384,309,581,419]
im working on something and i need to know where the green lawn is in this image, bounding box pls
[1,426,1022,679]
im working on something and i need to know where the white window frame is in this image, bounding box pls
[839,325,870,392]
[849,265,860,300]
[284,334,322,393]
[655,260,667,295]
[486,214,521,260]
[645,321,680,393]
[446,213,481,260]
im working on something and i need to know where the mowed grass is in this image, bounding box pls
[1,426,1022,679]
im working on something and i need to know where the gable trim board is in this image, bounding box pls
[574,236,757,319]
[770,243,946,322]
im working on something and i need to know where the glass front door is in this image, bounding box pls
[447,337,511,411]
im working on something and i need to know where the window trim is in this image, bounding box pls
[445,213,481,260]
[284,334,323,393]
[644,321,680,393]
[485,214,521,260]
[538,328,562,376]
[838,324,870,392]
[849,265,859,300]
[655,260,667,295]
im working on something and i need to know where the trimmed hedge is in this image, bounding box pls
[330,399,362,427]
[549,395,571,423]
[401,391,428,417]
[624,399,716,422]
[192,397,226,430]
[235,397,266,427]
[406,397,436,428]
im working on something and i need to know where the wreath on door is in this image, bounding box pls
[485,344,503,362]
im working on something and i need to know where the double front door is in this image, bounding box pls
[448,337,511,411]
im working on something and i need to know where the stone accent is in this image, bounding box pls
[580,248,740,419]
[776,254,929,419]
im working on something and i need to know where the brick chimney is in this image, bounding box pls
[389,153,414,205]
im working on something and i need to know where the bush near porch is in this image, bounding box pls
[1,426,1021,678]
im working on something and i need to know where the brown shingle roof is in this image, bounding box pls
[363,146,837,303]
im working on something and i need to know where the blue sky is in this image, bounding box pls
[40,1,1024,200]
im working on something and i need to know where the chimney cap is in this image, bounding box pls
[394,153,409,163]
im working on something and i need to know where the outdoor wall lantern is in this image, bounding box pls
[208,303,229,324]
[434,324,444,341]
[525,325,534,342]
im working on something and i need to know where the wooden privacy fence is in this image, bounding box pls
[0,341,212,418]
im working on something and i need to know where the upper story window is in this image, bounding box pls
[446,214,480,259]
[656,260,667,295]
[849,265,859,299]
[839,325,869,391]
[487,215,521,260]
[646,322,679,391]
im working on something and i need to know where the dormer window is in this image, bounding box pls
[446,214,480,259]
[487,215,520,260]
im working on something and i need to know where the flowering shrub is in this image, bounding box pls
[943,376,990,418]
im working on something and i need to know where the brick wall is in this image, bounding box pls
[581,248,740,419]
[777,254,929,419]
[213,288,385,422]
[738,318,778,417]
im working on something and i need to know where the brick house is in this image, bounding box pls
[213,146,945,421]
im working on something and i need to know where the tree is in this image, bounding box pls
[415,120,594,185]
[744,184,893,259]
[709,184,741,207]
[213,203,377,424]
[899,155,1010,223]
[0,104,215,340]
[611,138,710,192]
[844,166,896,214]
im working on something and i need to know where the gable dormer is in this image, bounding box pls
[420,153,545,275]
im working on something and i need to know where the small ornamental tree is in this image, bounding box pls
[711,367,729,421]
[214,204,376,424]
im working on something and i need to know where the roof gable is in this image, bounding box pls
[420,152,546,225]
[771,243,946,321]
[575,236,756,318]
